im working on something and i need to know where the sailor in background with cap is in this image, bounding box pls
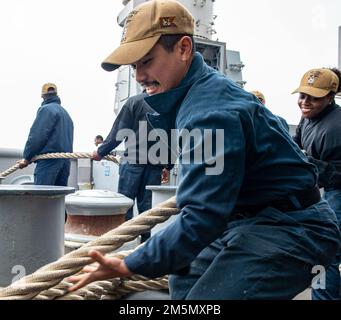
[293,68,341,300]
[18,83,74,189]
[68,0,340,299]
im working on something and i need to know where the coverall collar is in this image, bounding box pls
[145,52,207,130]
[42,95,61,106]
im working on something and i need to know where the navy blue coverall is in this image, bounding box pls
[23,95,74,186]
[123,53,341,299]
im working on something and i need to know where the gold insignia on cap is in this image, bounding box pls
[307,71,321,85]
[307,75,315,85]
[159,16,177,28]
[121,10,138,42]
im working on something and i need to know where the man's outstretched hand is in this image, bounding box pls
[67,250,133,292]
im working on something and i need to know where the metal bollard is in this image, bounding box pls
[65,189,133,236]
[64,189,134,253]
[146,185,177,236]
[0,185,74,286]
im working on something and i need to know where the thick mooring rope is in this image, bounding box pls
[0,152,119,178]
[35,249,168,300]
[99,277,169,301]
[34,249,134,300]
[0,196,178,300]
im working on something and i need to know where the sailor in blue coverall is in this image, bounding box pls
[68,0,341,299]
[19,83,74,187]
[92,93,167,242]
[293,67,341,300]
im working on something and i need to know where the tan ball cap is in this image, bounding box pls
[102,0,195,71]
[41,83,57,95]
[292,68,339,98]
[251,90,265,103]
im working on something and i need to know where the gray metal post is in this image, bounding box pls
[0,185,74,287]
[146,185,178,236]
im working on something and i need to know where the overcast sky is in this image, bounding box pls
[0,0,340,152]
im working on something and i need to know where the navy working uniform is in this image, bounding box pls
[97,93,166,242]
[123,52,341,299]
[294,102,341,300]
[277,115,290,131]
[23,95,74,186]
